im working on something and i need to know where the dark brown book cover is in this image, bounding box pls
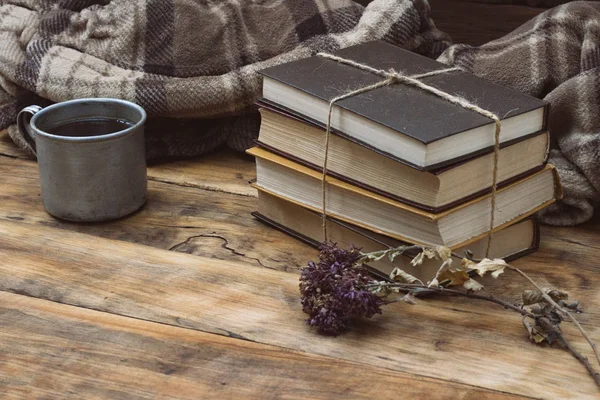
[260,40,548,144]
[258,98,549,171]
[259,41,548,170]
[256,100,549,175]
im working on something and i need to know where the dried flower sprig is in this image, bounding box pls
[299,242,600,388]
[299,243,385,335]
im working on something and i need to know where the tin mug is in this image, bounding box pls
[17,98,148,222]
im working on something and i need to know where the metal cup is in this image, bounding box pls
[17,98,148,222]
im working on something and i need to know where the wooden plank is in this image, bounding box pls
[0,130,24,158]
[1,220,598,399]
[1,292,519,400]
[446,0,558,7]
[0,129,256,196]
[148,149,256,197]
[0,156,309,272]
[356,0,546,46]
[429,0,545,46]
[1,154,599,284]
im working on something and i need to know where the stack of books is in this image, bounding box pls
[248,41,560,279]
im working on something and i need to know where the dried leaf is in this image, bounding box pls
[460,258,477,270]
[529,304,543,315]
[435,246,453,262]
[536,317,559,345]
[428,278,440,288]
[371,285,391,296]
[463,278,484,291]
[438,269,471,286]
[410,251,425,266]
[546,289,568,303]
[387,248,412,262]
[522,288,569,306]
[362,246,414,262]
[411,249,434,266]
[523,320,548,344]
[389,267,422,284]
[541,303,555,315]
[423,248,437,259]
[565,300,581,311]
[465,258,508,278]
[522,289,544,305]
[364,251,389,262]
[403,293,418,305]
[387,251,400,262]
[491,269,505,279]
[532,333,546,344]
[410,247,450,266]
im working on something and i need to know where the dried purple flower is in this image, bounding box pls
[299,242,384,335]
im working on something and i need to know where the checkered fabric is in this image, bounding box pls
[439,1,600,225]
[0,0,449,159]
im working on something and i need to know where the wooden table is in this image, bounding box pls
[1,130,599,399]
[428,0,548,46]
[358,0,550,46]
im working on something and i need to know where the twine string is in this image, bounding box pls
[317,52,501,257]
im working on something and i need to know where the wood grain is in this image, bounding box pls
[148,149,256,197]
[0,130,24,158]
[0,129,256,197]
[0,156,309,272]
[429,0,545,46]
[354,0,547,46]
[1,220,599,399]
[2,292,522,400]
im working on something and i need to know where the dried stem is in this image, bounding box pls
[436,287,534,317]
[358,245,422,263]
[374,282,534,318]
[385,280,600,390]
[356,244,600,389]
[556,330,600,387]
[508,265,600,368]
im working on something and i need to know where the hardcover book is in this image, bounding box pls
[253,191,540,280]
[259,40,548,170]
[257,106,549,212]
[248,147,561,248]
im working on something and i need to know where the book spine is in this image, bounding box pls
[251,211,539,268]
[255,141,548,214]
[504,219,540,262]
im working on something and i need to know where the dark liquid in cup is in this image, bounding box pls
[46,117,134,137]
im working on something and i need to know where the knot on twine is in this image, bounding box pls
[316,52,501,257]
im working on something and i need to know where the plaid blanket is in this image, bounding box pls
[439,1,600,226]
[0,0,449,159]
[2,1,599,226]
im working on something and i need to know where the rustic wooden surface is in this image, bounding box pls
[1,127,600,399]
[0,5,591,398]
[428,0,547,46]
[6,292,514,400]
[357,0,548,46]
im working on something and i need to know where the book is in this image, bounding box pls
[253,190,540,280]
[257,106,549,212]
[248,146,560,248]
[259,40,548,171]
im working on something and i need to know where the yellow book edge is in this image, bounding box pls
[251,183,555,250]
[247,146,563,221]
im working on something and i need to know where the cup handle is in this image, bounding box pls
[17,105,43,157]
